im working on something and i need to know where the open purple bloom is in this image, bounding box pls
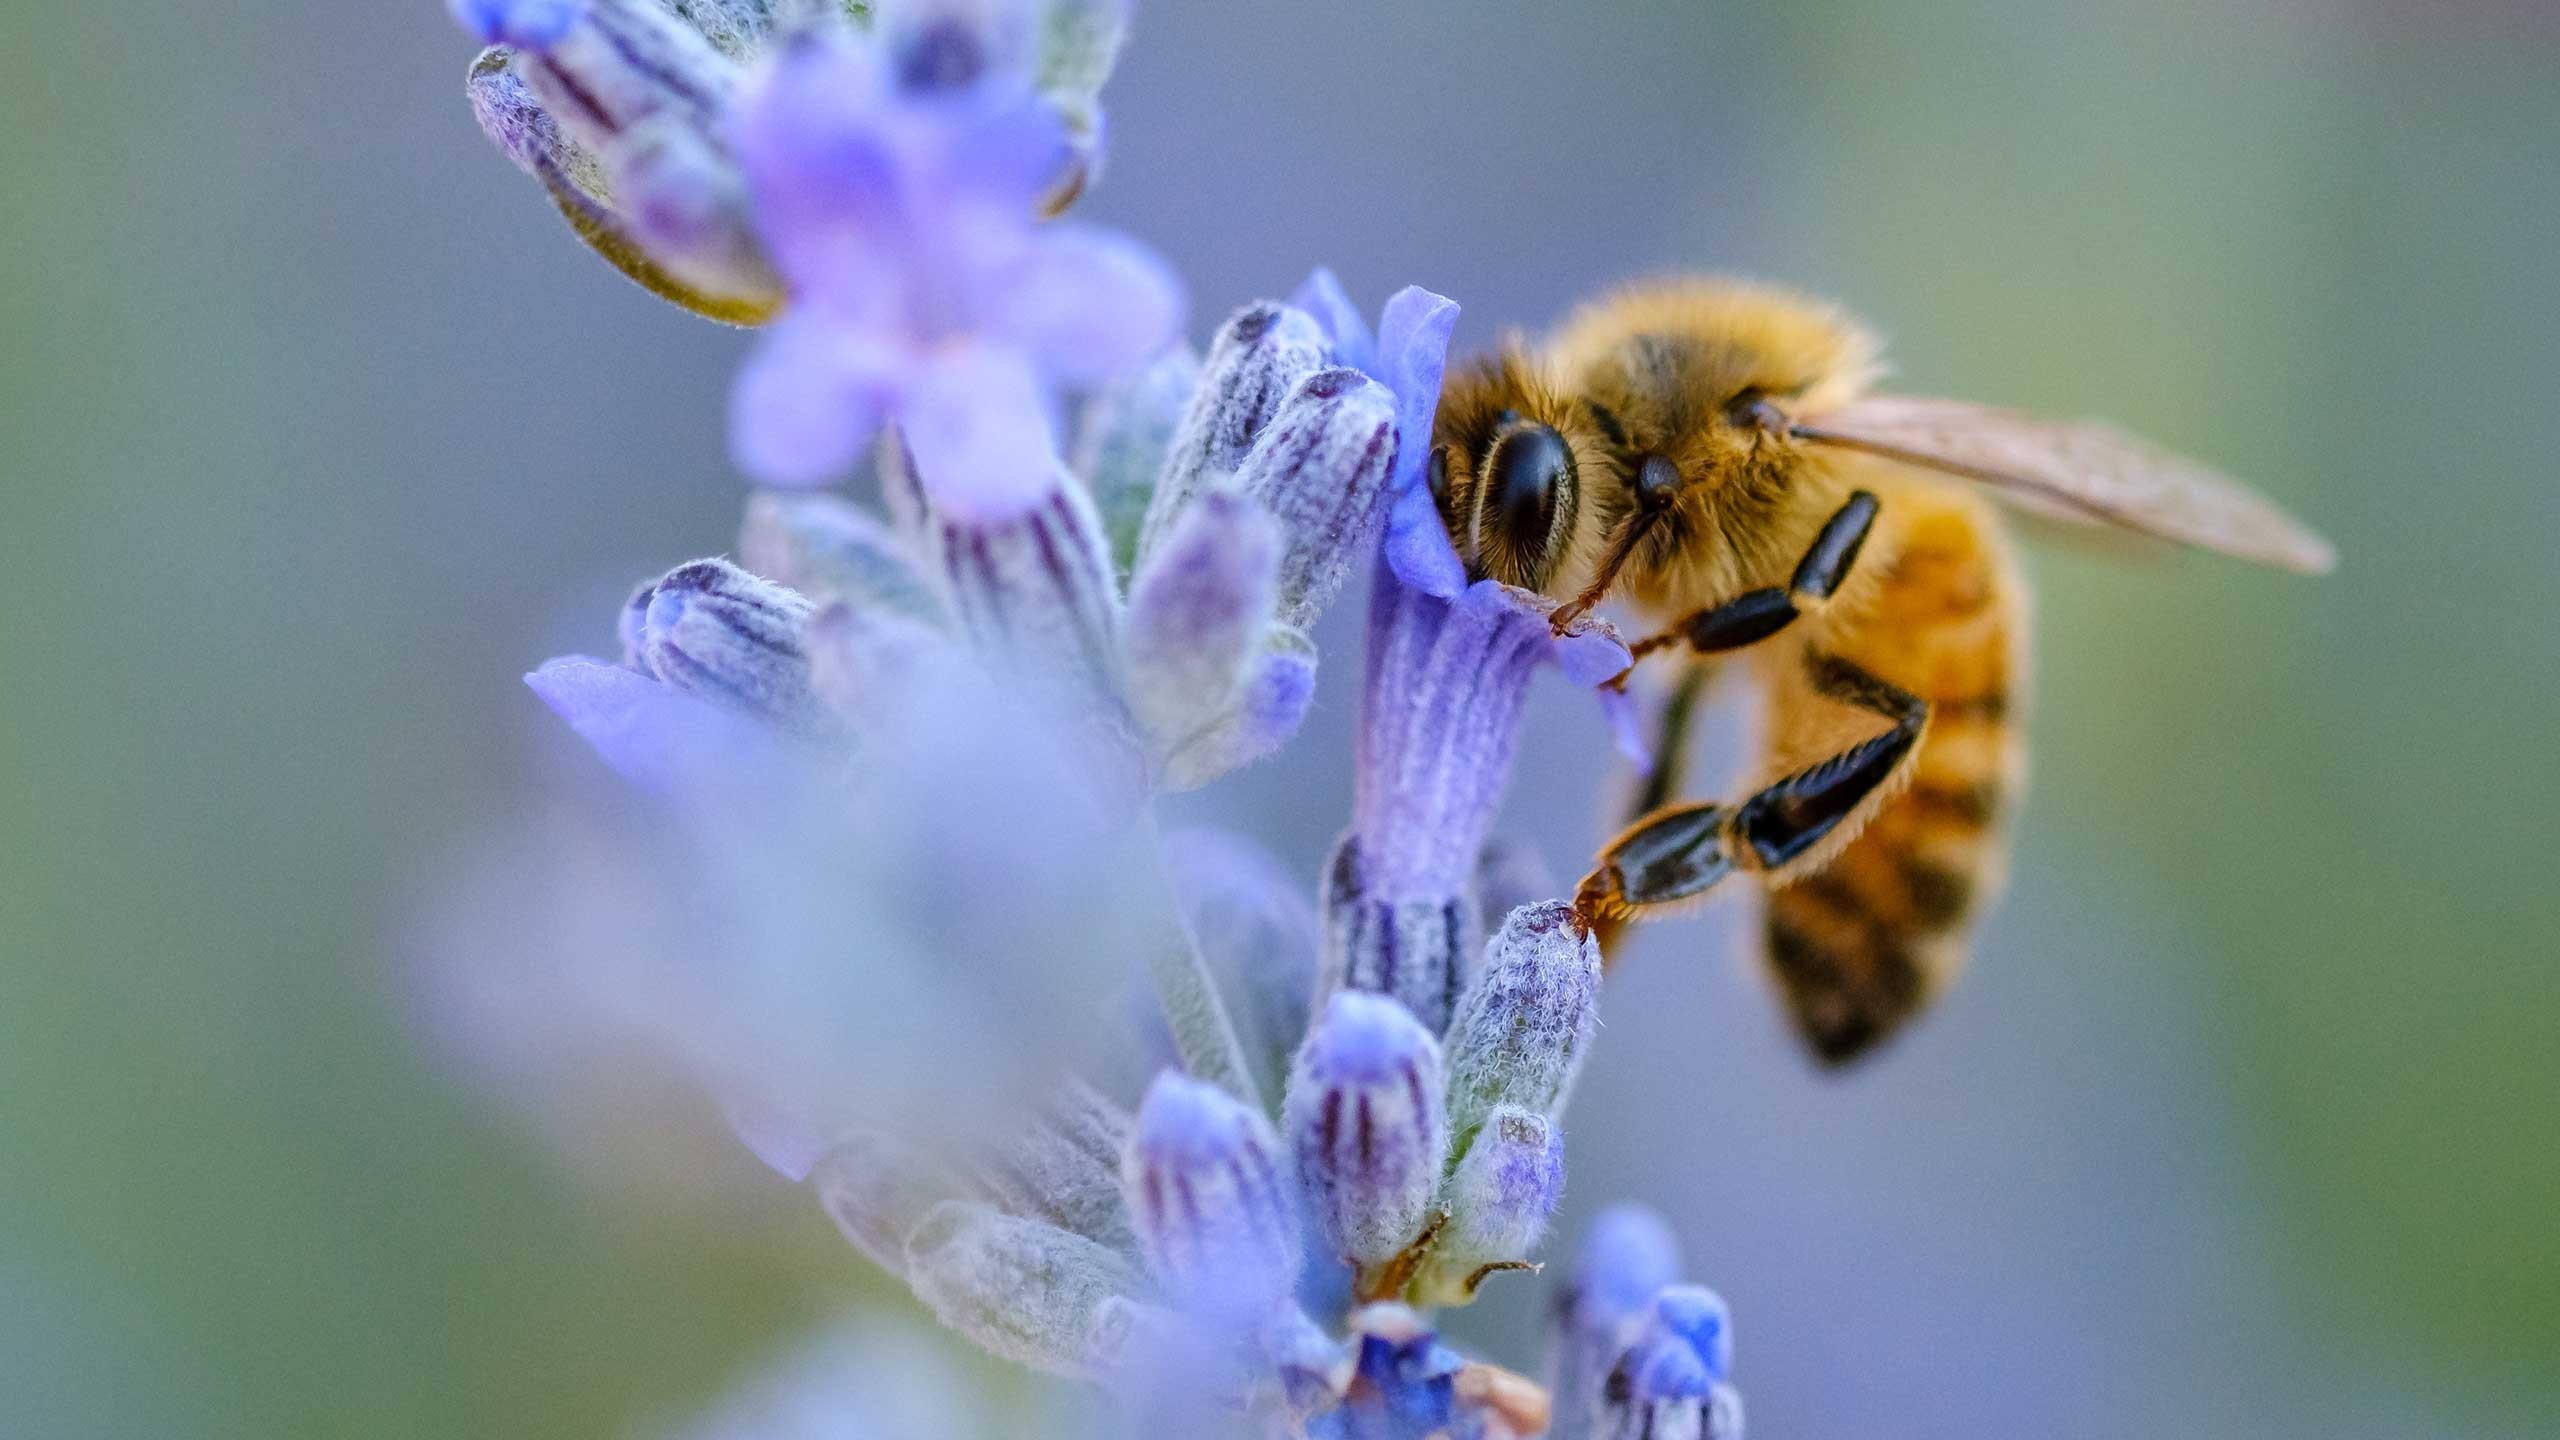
[728,27,1183,511]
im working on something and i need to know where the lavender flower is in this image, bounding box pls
[1547,1207,1746,1440]
[725,24,1182,500]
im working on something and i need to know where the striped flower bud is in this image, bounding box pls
[1122,489,1283,774]
[1318,831,1480,1037]
[1121,1071,1303,1322]
[626,559,828,730]
[1414,1106,1563,1306]
[1283,992,1448,1267]
[1442,902,1602,1157]
[1231,367,1399,631]
[1137,302,1329,560]
[454,2,784,323]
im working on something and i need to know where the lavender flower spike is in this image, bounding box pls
[1441,902,1603,1158]
[727,29,1182,498]
[1121,1071,1303,1325]
[1413,1105,1564,1306]
[1284,991,1449,1267]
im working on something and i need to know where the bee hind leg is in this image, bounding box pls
[1576,651,1927,931]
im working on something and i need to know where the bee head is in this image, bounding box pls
[1429,344,1619,594]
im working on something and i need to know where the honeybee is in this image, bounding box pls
[1432,279,2333,1065]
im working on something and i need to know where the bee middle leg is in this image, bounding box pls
[1575,651,1927,924]
[1615,489,1879,678]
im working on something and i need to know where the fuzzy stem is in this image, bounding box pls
[1142,819,1266,1114]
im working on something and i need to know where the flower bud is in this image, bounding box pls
[970,1080,1138,1255]
[1442,902,1601,1155]
[1283,992,1448,1267]
[604,113,782,313]
[738,490,948,622]
[627,559,829,730]
[1157,626,1317,791]
[1318,831,1480,1037]
[1123,489,1283,768]
[931,467,1123,698]
[1121,1071,1302,1320]
[1138,302,1329,561]
[902,1200,1145,1379]
[1233,367,1399,631]
[1414,1106,1563,1305]
[1074,343,1204,572]
[455,4,784,323]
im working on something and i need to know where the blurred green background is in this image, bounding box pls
[2,1,2552,1435]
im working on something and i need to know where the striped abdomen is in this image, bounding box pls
[1760,492,2027,1063]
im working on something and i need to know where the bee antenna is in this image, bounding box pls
[1550,455,1681,634]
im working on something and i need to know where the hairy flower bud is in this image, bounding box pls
[1415,1106,1564,1306]
[1074,343,1204,571]
[1158,626,1317,791]
[1442,902,1601,1157]
[455,3,785,322]
[1318,831,1480,1037]
[1283,992,1448,1267]
[627,558,828,730]
[1122,1071,1302,1320]
[903,1200,1145,1379]
[738,490,947,622]
[1123,489,1283,770]
[970,1080,1138,1255]
[1138,303,1329,560]
[1232,366,1398,631]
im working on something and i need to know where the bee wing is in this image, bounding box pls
[1791,395,2337,574]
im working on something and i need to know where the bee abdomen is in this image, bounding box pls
[1759,500,2024,1065]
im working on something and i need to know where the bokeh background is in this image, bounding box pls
[4,1,2554,1435]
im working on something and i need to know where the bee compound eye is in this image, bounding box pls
[1485,423,1575,549]
[1428,445,1452,506]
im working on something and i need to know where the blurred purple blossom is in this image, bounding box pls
[727,25,1183,511]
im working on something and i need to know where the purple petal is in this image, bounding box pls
[995,224,1185,385]
[1289,267,1378,375]
[448,0,585,49]
[729,37,902,297]
[728,318,899,487]
[1599,685,1653,771]
[524,656,763,790]
[1382,487,1468,599]
[899,341,1064,520]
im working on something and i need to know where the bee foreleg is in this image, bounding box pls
[1577,650,1926,926]
[1613,490,1879,677]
